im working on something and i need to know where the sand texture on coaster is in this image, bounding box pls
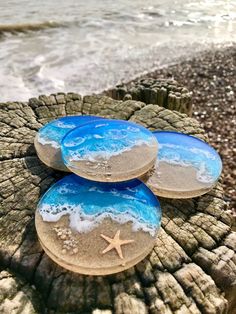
[67,143,157,182]
[141,161,213,198]
[34,135,69,172]
[35,213,156,275]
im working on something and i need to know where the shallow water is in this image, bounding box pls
[38,175,161,236]
[61,120,156,162]
[154,131,222,184]
[0,0,236,102]
[37,115,103,148]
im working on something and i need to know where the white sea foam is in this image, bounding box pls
[159,157,215,184]
[159,143,216,160]
[57,184,78,195]
[63,136,86,147]
[158,143,176,150]
[1,1,236,104]
[93,134,104,139]
[107,129,128,139]
[37,134,60,149]
[94,123,109,128]
[55,120,76,129]
[190,147,216,160]
[39,203,157,237]
[69,138,156,162]
[158,142,217,184]
[127,126,140,133]
[159,156,190,168]
[196,163,215,184]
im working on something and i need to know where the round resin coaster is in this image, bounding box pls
[61,119,158,182]
[34,115,103,171]
[141,131,222,198]
[35,174,161,275]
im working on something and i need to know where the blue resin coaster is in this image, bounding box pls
[61,119,158,182]
[141,131,222,198]
[34,115,103,171]
[35,174,161,275]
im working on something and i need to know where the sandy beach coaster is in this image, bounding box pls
[35,174,161,275]
[141,131,222,198]
[61,119,158,182]
[34,115,103,171]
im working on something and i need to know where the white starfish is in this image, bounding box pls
[100,230,134,259]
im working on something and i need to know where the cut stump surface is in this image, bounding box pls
[0,88,235,314]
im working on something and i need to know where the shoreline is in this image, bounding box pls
[66,143,157,182]
[35,213,156,275]
[141,161,213,199]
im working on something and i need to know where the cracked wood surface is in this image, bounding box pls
[0,89,235,314]
[104,79,192,116]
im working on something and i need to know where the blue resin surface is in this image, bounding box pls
[61,119,157,163]
[37,115,103,149]
[154,131,222,184]
[37,174,162,237]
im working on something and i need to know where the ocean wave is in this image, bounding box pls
[0,21,62,35]
[157,141,221,184]
[39,203,158,236]
[68,138,155,162]
[158,157,215,184]
[37,133,60,149]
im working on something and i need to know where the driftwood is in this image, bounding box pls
[0,84,235,313]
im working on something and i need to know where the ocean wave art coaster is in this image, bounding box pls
[61,119,158,182]
[34,115,103,171]
[35,174,161,275]
[141,131,222,198]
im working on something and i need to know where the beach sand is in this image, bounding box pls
[34,134,69,172]
[66,142,158,182]
[141,161,213,198]
[35,212,156,275]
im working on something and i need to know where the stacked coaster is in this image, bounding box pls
[35,116,222,275]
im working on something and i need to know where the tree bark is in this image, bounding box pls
[0,90,235,313]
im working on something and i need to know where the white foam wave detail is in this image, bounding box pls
[189,147,216,160]
[69,138,156,162]
[58,185,141,202]
[37,134,60,149]
[158,142,216,160]
[159,157,215,184]
[54,120,77,129]
[158,142,217,184]
[196,163,215,184]
[39,203,157,237]
[63,136,86,147]
[57,184,79,194]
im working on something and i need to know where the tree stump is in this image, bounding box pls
[0,88,235,314]
[104,79,192,116]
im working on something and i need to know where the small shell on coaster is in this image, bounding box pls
[35,174,162,275]
[34,115,103,171]
[61,119,158,182]
[141,131,222,198]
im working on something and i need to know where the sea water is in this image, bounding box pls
[154,131,222,184]
[62,119,157,163]
[1,0,236,102]
[38,174,162,237]
[37,115,103,149]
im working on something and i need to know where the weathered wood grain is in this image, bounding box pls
[0,88,235,313]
